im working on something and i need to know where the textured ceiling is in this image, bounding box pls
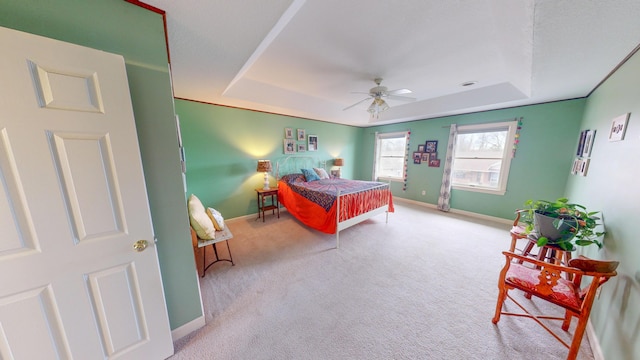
[144,0,640,127]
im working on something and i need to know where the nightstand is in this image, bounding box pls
[256,188,279,221]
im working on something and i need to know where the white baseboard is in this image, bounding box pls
[172,267,206,342]
[227,208,289,222]
[587,320,604,360]
[171,315,205,342]
[393,197,513,225]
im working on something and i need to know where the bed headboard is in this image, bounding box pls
[275,156,326,179]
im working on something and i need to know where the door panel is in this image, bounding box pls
[0,286,72,359]
[0,26,173,359]
[86,263,148,357]
[0,130,39,257]
[50,131,125,242]
[29,60,105,113]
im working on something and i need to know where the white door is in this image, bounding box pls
[0,27,173,359]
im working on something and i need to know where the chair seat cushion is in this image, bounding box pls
[506,263,581,309]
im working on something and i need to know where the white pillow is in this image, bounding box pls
[187,194,216,240]
[206,207,225,231]
[313,167,330,179]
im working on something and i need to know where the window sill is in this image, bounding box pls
[376,176,403,183]
[452,185,506,195]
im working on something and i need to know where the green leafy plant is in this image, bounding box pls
[518,197,605,251]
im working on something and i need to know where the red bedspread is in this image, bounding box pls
[278,175,394,234]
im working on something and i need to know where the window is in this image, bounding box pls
[451,121,517,195]
[374,131,408,181]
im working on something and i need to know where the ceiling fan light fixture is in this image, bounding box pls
[367,97,390,118]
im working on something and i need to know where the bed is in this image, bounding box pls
[276,156,394,248]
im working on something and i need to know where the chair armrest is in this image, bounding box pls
[568,255,619,274]
[501,251,573,270]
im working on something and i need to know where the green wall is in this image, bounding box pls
[175,100,362,217]
[566,49,640,360]
[361,99,586,220]
[0,0,202,331]
[177,96,587,223]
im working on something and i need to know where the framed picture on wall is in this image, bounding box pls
[284,139,295,154]
[297,128,306,141]
[285,127,293,139]
[297,143,306,152]
[421,153,430,163]
[581,130,596,157]
[413,152,421,164]
[417,144,425,152]
[576,130,587,155]
[308,135,318,151]
[608,113,630,141]
[571,157,582,175]
[425,140,438,153]
[428,158,441,167]
[579,158,590,176]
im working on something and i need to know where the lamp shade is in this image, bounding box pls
[334,158,344,167]
[256,160,272,172]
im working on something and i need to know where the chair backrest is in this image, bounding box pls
[501,251,618,310]
[509,211,528,251]
[568,255,619,273]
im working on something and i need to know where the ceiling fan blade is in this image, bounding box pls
[343,97,373,111]
[386,88,412,95]
[386,94,416,102]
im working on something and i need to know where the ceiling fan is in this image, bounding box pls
[343,78,416,117]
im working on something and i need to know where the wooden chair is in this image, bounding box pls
[492,251,618,360]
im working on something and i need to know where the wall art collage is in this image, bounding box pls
[284,127,318,154]
[412,140,441,167]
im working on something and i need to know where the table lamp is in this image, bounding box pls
[333,158,343,178]
[256,160,272,190]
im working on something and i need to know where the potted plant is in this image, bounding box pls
[518,197,605,251]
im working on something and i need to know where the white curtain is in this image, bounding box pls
[437,124,457,212]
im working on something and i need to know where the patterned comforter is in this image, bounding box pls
[279,173,389,211]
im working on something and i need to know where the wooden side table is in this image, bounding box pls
[256,188,279,222]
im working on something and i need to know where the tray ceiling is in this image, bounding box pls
[144,0,640,126]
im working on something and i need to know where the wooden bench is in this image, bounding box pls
[191,226,234,277]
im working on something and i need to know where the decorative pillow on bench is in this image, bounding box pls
[187,194,216,240]
[206,207,225,231]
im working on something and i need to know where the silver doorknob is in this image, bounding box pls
[133,240,148,252]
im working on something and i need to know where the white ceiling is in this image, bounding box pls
[144,0,640,127]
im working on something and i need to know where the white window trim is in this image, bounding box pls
[377,176,404,183]
[373,131,409,181]
[451,120,517,195]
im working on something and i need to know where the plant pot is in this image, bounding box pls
[533,211,576,243]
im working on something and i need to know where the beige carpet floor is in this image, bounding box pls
[170,201,594,359]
